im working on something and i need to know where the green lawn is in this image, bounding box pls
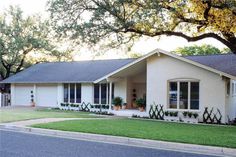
[0,107,97,123]
[32,118,236,148]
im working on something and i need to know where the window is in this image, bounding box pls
[94,83,114,104]
[179,82,188,109]
[63,83,81,103]
[94,84,99,104]
[101,84,107,104]
[168,80,199,110]
[64,84,69,102]
[76,84,81,103]
[232,81,236,96]
[169,82,177,109]
[190,82,199,109]
[70,84,75,103]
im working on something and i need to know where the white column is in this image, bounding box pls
[109,81,112,110]
[99,84,101,105]
[106,83,108,105]
[10,84,15,106]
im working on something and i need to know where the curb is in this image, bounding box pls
[0,124,235,157]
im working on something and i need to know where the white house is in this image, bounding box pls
[1,48,236,123]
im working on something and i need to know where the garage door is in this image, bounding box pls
[36,85,58,107]
[15,85,33,106]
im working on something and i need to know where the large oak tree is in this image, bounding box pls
[0,6,73,79]
[48,0,236,53]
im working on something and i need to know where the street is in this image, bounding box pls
[0,130,217,157]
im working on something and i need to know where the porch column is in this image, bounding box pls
[99,84,101,105]
[109,81,112,110]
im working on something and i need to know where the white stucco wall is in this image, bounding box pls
[114,78,127,104]
[36,84,58,107]
[12,84,34,106]
[57,83,64,105]
[12,83,58,107]
[226,80,236,121]
[147,54,227,122]
[81,83,93,104]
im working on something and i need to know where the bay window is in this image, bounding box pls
[168,80,199,110]
[63,83,81,103]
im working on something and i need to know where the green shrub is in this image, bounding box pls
[188,112,193,118]
[112,97,123,106]
[164,111,169,116]
[193,113,199,118]
[135,98,146,108]
[182,111,188,117]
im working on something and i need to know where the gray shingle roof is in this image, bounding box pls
[1,59,135,83]
[185,53,236,77]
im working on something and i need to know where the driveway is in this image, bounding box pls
[0,130,217,157]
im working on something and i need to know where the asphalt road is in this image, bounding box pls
[0,130,217,157]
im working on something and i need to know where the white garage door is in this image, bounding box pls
[36,85,58,107]
[15,85,33,106]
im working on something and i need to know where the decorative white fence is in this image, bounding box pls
[0,93,11,107]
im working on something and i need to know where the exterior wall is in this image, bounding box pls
[81,83,93,104]
[114,78,127,104]
[57,83,63,106]
[226,79,236,121]
[12,84,34,106]
[12,83,59,107]
[147,54,227,123]
[36,84,58,107]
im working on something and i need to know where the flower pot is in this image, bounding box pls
[122,105,126,110]
[31,102,35,107]
[114,105,120,111]
[139,107,145,112]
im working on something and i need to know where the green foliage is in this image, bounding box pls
[175,44,227,56]
[135,98,146,108]
[169,111,178,117]
[0,6,73,79]
[112,97,123,106]
[48,0,236,53]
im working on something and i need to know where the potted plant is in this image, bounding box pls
[182,111,188,117]
[164,111,179,122]
[122,103,127,109]
[65,103,69,110]
[193,112,199,119]
[112,97,122,110]
[181,112,199,123]
[60,103,66,110]
[135,98,146,112]
[164,111,169,116]
[187,112,193,118]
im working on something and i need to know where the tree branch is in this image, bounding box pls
[123,28,236,53]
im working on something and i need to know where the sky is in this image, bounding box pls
[0,0,227,60]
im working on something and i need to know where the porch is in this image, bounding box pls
[95,57,147,112]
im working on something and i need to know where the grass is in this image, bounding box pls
[0,107,97,123]
[32,118,236,148]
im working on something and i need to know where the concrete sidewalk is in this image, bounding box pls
[0,123,235,157]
